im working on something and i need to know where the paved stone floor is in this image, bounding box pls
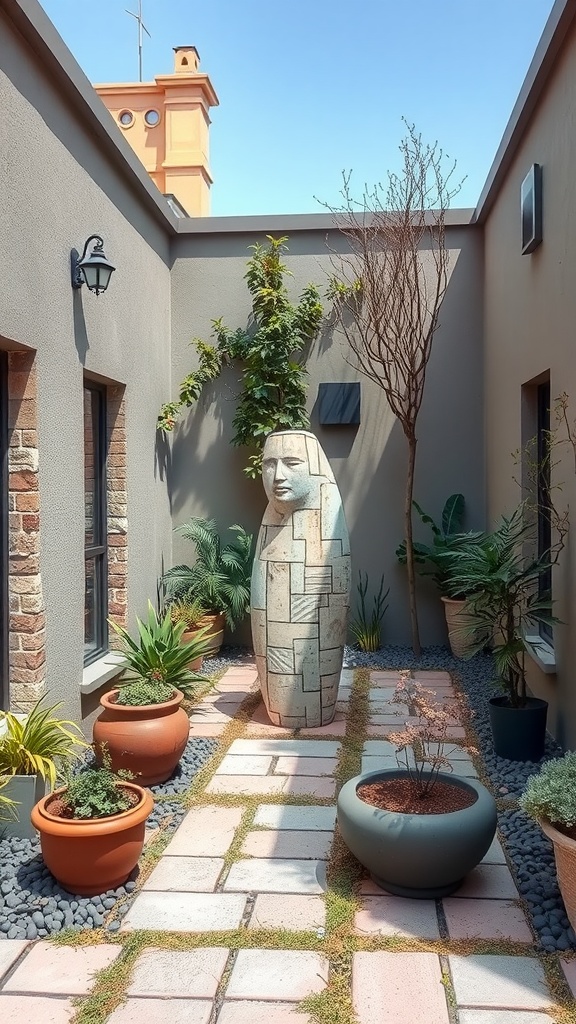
[0,664,575,1023]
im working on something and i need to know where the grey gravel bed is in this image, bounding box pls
[0,736,217,940]
[345,642,575,952]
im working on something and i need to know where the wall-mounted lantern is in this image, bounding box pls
[71,235,116,296]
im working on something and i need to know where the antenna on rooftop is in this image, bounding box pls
[125,0,151,82]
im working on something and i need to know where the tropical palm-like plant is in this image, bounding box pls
[162,519,253,632]
[0,697,87,789]
[447,503,559,707]
[109,601,210,703]
[396,493,484,597]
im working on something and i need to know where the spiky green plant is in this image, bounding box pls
[0,697,88,789]
[0,777,17,821]
[349,572,389,652]
[162,518,253,631]
[109,601,211,700]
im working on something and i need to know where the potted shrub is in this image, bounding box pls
[31,754,153,895]
[396,494,484,657]
[520,751,576,930]
[337,672,496,897]
[0,697,87,840]
[162,518,253,656]
[167,596,209,670]
[93,602,211,785]
[450,503,558,761]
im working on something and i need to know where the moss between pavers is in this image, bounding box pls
[55,665,574,1024]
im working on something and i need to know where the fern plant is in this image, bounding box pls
[0,697,88,789]
[157,236,323,477]
[162,518,253,632]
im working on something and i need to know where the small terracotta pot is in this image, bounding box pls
[93,688,190,786]
[441,596,477,658]
[31,783,153,895]
[181,629,204,671]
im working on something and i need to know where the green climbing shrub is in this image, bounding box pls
[157,236,323,477]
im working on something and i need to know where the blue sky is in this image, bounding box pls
[41,0,555,216]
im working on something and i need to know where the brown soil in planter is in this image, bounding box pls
[47,787,141,820]
[357,777,477,814]
[554,821,576,841]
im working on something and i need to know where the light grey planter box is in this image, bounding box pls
[0,775,47,840]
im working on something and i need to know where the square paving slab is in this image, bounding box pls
[107,999,212,1024]
[354,895,440,939]
[228,739,341,757]
[241,829,332,859]
[248,894,326,931]
[274,756,337,775]
[0,995,76,1024]
[0,941,29,982]
[142,856,225,892]
[217,1002,312,1024]
[215,754,273,775]
[453,864,518,900]
[353,951,449,1024]
[224,858,327,894]
[121,892,247,932]
[253,804,336,830]
[458,1011,553,1024]
[126,947,229,997]
[226,949,329,1000]
[3,942,121,995]
[163,806,244,857]
[443,898,532,941]
[449,955,552,1010]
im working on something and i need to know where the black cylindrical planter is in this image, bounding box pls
[489,696,548,762]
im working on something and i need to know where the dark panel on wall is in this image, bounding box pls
[318,382,361,425]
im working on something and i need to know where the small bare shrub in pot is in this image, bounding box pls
[337,672,497,897]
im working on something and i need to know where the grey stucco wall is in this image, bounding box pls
[168,225,485,648]
[483,24,576,748]
[0,10,173,726]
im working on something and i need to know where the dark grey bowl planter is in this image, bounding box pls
[337,769,497,898]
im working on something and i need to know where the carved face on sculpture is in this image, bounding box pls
[262,431,334,514]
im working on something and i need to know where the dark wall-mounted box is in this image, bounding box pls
[318,382,361,425]
[521,163,543,254]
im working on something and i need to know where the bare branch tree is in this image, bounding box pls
[325,122,463,655]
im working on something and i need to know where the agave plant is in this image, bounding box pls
[109,601,211,701]
[162,518,253,632]
[0,697,88,789]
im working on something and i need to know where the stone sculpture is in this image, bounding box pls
[251,430,351,728]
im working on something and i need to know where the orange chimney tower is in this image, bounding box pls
[95,46,219,216]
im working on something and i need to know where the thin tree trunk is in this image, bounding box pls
[405,434,421,656]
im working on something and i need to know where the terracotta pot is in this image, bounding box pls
[31,783,153,895]
[539,817,576,932]
[441,596,477,658]
[93,688,190,786]
[190,612,226,658]
[181,629,204,671]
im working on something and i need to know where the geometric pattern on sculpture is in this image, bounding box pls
[251,431,351,728]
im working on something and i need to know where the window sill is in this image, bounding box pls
[80,652,127,694]
[524,635,556,675]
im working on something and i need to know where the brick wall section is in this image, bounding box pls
[107,386,127,634]
[7,351,46,710]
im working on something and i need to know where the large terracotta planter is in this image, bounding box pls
[93,688,190,785]
[539,817,576,932]
[192,612,225,658]
[31,783,153,895]
[441,596,477,658]
[337,769,497,898]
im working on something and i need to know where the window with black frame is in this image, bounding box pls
[0,352,8,708]
[537,380,553,645]
[84,382,108,664]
